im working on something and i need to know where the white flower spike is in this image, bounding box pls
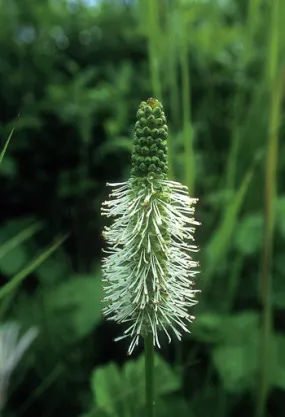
[101,98,200,355]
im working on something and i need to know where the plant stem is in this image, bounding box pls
[257,76,282,417]
[179,13,194,193]
[145,333,155,417]
[256,2,282,416]
[146,0,162,100]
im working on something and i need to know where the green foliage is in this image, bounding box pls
[46,274,103,341]
[272,335,285,390]
[0,233,69,304]
[204,165,254,284]
[0,127,14,165]
[210,312,260,393]
[90,354,180,417]
[1,0,285,417]
[234,213,263,255]
[13,271,103,347]
[0,220,43,275]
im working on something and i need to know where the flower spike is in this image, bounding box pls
[101,98,200,354]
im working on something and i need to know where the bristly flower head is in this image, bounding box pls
[101,98,200,354]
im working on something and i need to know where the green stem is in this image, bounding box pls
[146,0,162,100]
[256,2,281,416]
[257,77,282,417]
[179,15,194,193]
[225,91,243,190]
[145,333,155,417]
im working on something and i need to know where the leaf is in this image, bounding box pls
[213,329,285,394]
[234,213,263,255]
[0,127,15,165]
[36,250,71,285]
[0,234,69,303]
[220,311,259,344]
[204,165,253,284]
[0,221,43,260]
[0,156,17,176]
[271,334,285,390]
[207,312,260,393]
[46,273,103,340]
[92,363,123,417]
[122,354,180,411]
[193,311,259,344]
[94,136,132,162]
[276,196,285,237]
[154,354,181,394]
[0,244,28,275]
[272,254,285,308]
[0,220,43,275]
[92,354,181,416]
[157,397,194,417]
[192,313,226,343]
[191,384,226,417]
[212,337,259,393]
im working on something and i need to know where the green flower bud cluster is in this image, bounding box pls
[131,98,168,179]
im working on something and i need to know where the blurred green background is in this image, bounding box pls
[1,0,285,416]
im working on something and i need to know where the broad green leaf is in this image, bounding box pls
[213,328,281,394]
[92,354,181,416]
[0,244,28,275]
[0,156,16,176]
[193,311,259,344]
[191,384,226,417]
[37,250,71,285]
[154,354,181,394]
[271,335,285,390]
[46,274,103,339]
[122,354,180,411]
[234,213,263,255]
[157,397,194,417]
[212,336,259,393]
[192,313,226,343]
[92,363,123,417]
[272,254,285,307]
[276,196,285,237]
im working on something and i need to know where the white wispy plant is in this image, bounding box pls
[101,98,200,356]
[0,323,38,412]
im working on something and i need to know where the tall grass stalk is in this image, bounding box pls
[0,127,15,165]
[0,233,70,317]
[226,0,262,191]
[141,0,175,179]
[256,1,283,416]
[165,30,177,179]
[179,14,195,193]
[225,93,243,190]
[247,0,262,47]
[145,0,162,101]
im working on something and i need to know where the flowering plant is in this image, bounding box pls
[102,98,199,354]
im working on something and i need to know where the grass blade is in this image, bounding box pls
[0,233,70,302]
[204,164,255,288]
[0,127,15,165]
[0,222,43,260]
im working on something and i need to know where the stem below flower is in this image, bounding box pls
[144,333,155,417]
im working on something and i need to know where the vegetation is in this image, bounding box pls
[0,0,285,416]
